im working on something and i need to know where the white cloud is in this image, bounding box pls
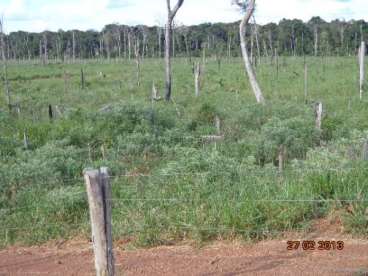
[254,0,360,23]
[0,0,367,33]
[7,0,27,16]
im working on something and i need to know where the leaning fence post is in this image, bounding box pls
[84,168,115,276]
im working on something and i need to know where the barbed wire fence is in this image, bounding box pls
[0,165,365,274]
[0,167,363,223]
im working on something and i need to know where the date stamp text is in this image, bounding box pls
[287,240,344,251]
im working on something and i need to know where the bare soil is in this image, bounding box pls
[1,219,368,276]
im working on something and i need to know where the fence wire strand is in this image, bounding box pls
[4,166,357,186]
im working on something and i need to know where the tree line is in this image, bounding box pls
[1,16,367,62]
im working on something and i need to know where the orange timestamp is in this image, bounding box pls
[287,240,344,251]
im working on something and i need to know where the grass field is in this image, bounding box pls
[1,56,368,247]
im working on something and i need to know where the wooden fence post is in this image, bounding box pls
[215,115,221,135]
[275,48,279,79]
[101,144,106,160]
[359,41,365,100]
[194,62,201,97]
[48,104,53,121]
[23,131,29,150]
[84,168,115,276]
[304,63,308,103]
[315,102,323,131]
[100,167,114,276]
[81,68,85,90]
[278,145,286,173]
[63,70,68,94]
[362,140,368,161]
[151,82,161,101]
[134,40,141,87]
[216,54,221,71]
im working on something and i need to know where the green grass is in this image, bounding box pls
[1,56,368,247]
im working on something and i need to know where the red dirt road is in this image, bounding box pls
[1,220,368,275]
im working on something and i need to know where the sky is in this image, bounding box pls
[0,0,367,33]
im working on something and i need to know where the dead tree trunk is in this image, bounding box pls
[315,102,323,131]
[99,37,104,59]
[250,31,254,64]
[359,41,366,100]
[72,31,76,63]
[81,68,85,90]
[117,29,121,59]
[314,26,318,56]
[123,28,127,59]
[23,131,29,150]
[252,17,261,65]
[128,31,132,60]
[43,33,48,65]
[39,39,43,64]
[340,26,345,56]
[194,62,201,97]
[278,145,285,173]
[263,39,269,58]
[236,0,265,104]
[134,39,141,87]
[227,35,232,59]
[164,0,184,101]
[362,140,368,161]
[25,34,31,61]
[215,115,221,135]
[48,104,53,121]
[184,33,190,62]
[157,27,162,58]
[105,33,111,61]
[361,25,364,43]
[0,19,10,110]
[268,30,273,60]
[216,53,222,71]
[172,26,175,58]
[142,36,147,59]
[152,82,162,101]
[304,63,308,103]
[202,43,207,64]
[56,35,61,62]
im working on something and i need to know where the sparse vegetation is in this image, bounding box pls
[0,56,368,247]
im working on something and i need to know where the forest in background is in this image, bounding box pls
[2,16,368,61]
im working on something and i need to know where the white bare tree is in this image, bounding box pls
[165,0,184,101]
[233,0,265,104]
[155,17,166,59]
[134,37,141,87]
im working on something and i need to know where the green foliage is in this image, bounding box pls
[322,115,344,141]
[1,57,368,248]
[0,141,85,207]
[5,19,368,59]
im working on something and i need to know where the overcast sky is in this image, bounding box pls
[0,0,367,33]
